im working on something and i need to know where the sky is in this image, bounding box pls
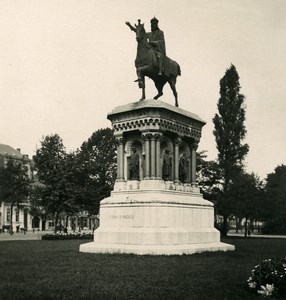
[0,0,286,180]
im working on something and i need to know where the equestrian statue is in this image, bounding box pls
[126,18,181,107]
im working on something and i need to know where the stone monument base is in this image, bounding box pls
[79,188,235,255]
[80,241,234,255]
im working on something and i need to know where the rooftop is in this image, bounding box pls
[0,144,22,158]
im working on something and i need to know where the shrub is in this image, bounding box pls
[42,232,93,240]
[262,218,286,235]
[247,257,286,297]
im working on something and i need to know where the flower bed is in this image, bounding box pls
[42,232,93,240]
[247,257,286,297]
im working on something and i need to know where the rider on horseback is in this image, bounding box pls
[126,17,166,76]
[147,17,165,75]
[125,18,180,107]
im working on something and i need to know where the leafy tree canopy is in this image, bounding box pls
[212,64,249,236]
[33,134,80,230]
[213,64,249,184]
[0,158,31,233]
[0,159,30,205]
[261,165,286,234]
[228,172,263,220]
[197,151,222,203]
[76,128,117,214]
[265,164,286,218]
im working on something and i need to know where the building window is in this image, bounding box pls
[6,208,11,222]
[15,209,19,222]
[48,220,55,228]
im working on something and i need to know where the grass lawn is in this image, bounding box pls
[0,237,285,299]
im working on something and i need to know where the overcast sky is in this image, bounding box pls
[1,0,285,180]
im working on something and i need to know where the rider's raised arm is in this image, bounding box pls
[125,21,136,32]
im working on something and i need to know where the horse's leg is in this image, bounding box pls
[140,76,146,101]
[136,68,142,86]
[168,77,179,107]
[154,78,166,100]
[137,67,152,101]
[136,68,146,101]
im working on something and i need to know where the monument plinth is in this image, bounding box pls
[80,99,235,255]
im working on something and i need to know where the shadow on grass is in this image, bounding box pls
[0,237,285,299]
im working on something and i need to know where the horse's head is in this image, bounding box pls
[135,19,146,42]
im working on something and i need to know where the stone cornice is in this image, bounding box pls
[108,99,206,123]
[108,100,206,141]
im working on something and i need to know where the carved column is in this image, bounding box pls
[187,155,191,184]
[191,141,198,185]
[174,138,181,182]
[116,137,124,180]
[150,134,156,177]
[155,133,162,178]
[143,133,151,179]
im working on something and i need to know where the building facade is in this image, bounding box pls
[0,144,99,233]
[0,144,33,232]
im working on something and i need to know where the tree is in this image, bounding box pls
[0,159,31,234]
[263,165,286,234]
[29,184,46,219]
[213,64,249,235]
[197,151,222,201]
[197,151,223,227]
[228,172,262,237]
[76,128,117,214]
[33,134,80,232]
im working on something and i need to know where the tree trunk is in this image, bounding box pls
[221,215,228,237]
[9,204,13,235]
[244,217,248,238]
[54,211,59,233]
[235,217,239,233]
[221,178,230,237]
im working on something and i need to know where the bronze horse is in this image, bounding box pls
[128,20,181,107]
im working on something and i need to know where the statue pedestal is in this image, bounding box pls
[79,99,234,255]
[80,188,234,255]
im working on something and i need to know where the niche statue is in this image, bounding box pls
[129,147,140,180]
[162,149,172,180]
[179,152,188,183]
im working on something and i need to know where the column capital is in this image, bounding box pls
[191,141,199,151]
[115,136,125,145]
[174,137,182,145]
[154,132,163,140]
[141,132,151,140]
[142,132,162,140]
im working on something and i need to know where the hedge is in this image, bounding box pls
[42,232,93,240]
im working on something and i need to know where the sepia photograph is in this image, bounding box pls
[1,1,286,299]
